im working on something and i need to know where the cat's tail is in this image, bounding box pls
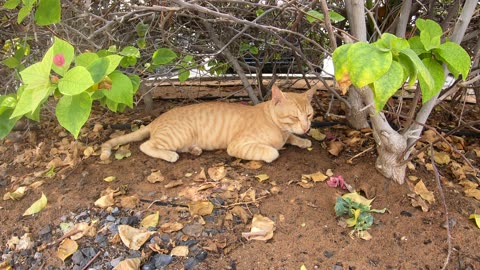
[100,126,151,160]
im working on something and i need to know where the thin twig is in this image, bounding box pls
[81,250,102,270]
[429,144,452,270]
[347,145,375,164]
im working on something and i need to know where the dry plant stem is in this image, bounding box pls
[319,0,337,50]
[429,144,452,270]
[222,195,268,209]
[403,85,422,130]
[81,250,102,270]
[347,145,375,164]
[47,229,82,247]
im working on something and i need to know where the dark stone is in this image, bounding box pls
[81,247,96,258]
[400,211,412,217]
[153,254,173,268]
[111,207,120,215]
[324,250,334,258]
[119,216,139,226]
[71,250,85,265]
[38,225,51,236]
[195,250,208,261]
[183,257,199,270]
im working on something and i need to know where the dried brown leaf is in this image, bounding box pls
[118,225,153,250]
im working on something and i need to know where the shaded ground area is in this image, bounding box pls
[1,93,479,270]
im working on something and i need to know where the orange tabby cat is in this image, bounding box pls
[100,85,315,163]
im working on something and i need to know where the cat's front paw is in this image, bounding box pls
[296,138,312,148]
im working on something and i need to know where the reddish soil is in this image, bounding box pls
[0,94,479,270]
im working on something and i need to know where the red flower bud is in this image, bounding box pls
[53,54,65,67]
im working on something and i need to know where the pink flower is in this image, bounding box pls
[327,175,347,190]
[53,54,65,67]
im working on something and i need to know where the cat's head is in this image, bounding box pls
[270,85,315,135]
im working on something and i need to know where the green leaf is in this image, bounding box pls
[19,61,51,90]
[23,192,48,216]
[76,52,99,67]
[333,43,352,81]
[17,3,34,24]
[408,36,427,55]
[398,52,417,86]
[347,42,392,88]
[305,10,323,23]
[136,22,148,37]
[416,19,442,51]
[420,58,444,102]
[58,66,95,95]
[105,55,123,74]
[0,108,19,139]
[434,41,471,79]
[152,48,177,65]
[0,95,17,114]
[119,46,140,58]
[256,9,264,17]
[51,37,74,76]
[11,85,53,118]
[329,11,345,22]
[34,0,61,26]
[399,48,434,93]
[372,61,404,112]
[136,38,147,49]
[102,71,133,107]
[129,74,141,94]
[375,33,409,53]
[2,57,20,68]
[3,0,21,9]
[120,56,137,68]
[87,57,109,83]
[178,69,190,82]
[55,92,92,138]
[249,46,259,55]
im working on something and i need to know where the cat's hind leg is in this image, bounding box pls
[227,141,279,163]
[139,140,179,162]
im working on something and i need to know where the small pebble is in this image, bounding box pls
[111,207,121,215]
[153,254,173,267]
[38,225,52,236]
[81,247,96,258]
[195,250,208,261]
[106,215,116,222]
[110,257,123,267]
[400,211,412,217]
[184,257,199,270]
[441,217,457,230]
[182,224,204,237]
[71,251,85,265]
[324,250,334,258]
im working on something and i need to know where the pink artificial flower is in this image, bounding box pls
[53,54,65,67]
[327,175,347,190]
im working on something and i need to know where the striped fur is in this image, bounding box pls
[100,85,315,163]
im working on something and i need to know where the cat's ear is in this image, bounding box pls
[305,86,317,101]
[271,84,286,105]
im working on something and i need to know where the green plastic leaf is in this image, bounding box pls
[305,10,323,23]
[434,41,471,79]
[421,58,444,102]
[372,61,404,112]
[399,48,434,93]
[105,55,123,75]
[119,46,140,58]
[3,0,21,9]
[23,193,48,216]
[152,48,177,65]
[416,19,442,51]
[55,92,92,138]
[34,0,61,26]
[103,71,133,107]
[75,52,99,67]
[0,108,19,139]
[87,58,109,83]
[58,66,94,95]
[178,69,190,82]
[334,197,350,216]
[329,11,345,22]
[347,42,392,88]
